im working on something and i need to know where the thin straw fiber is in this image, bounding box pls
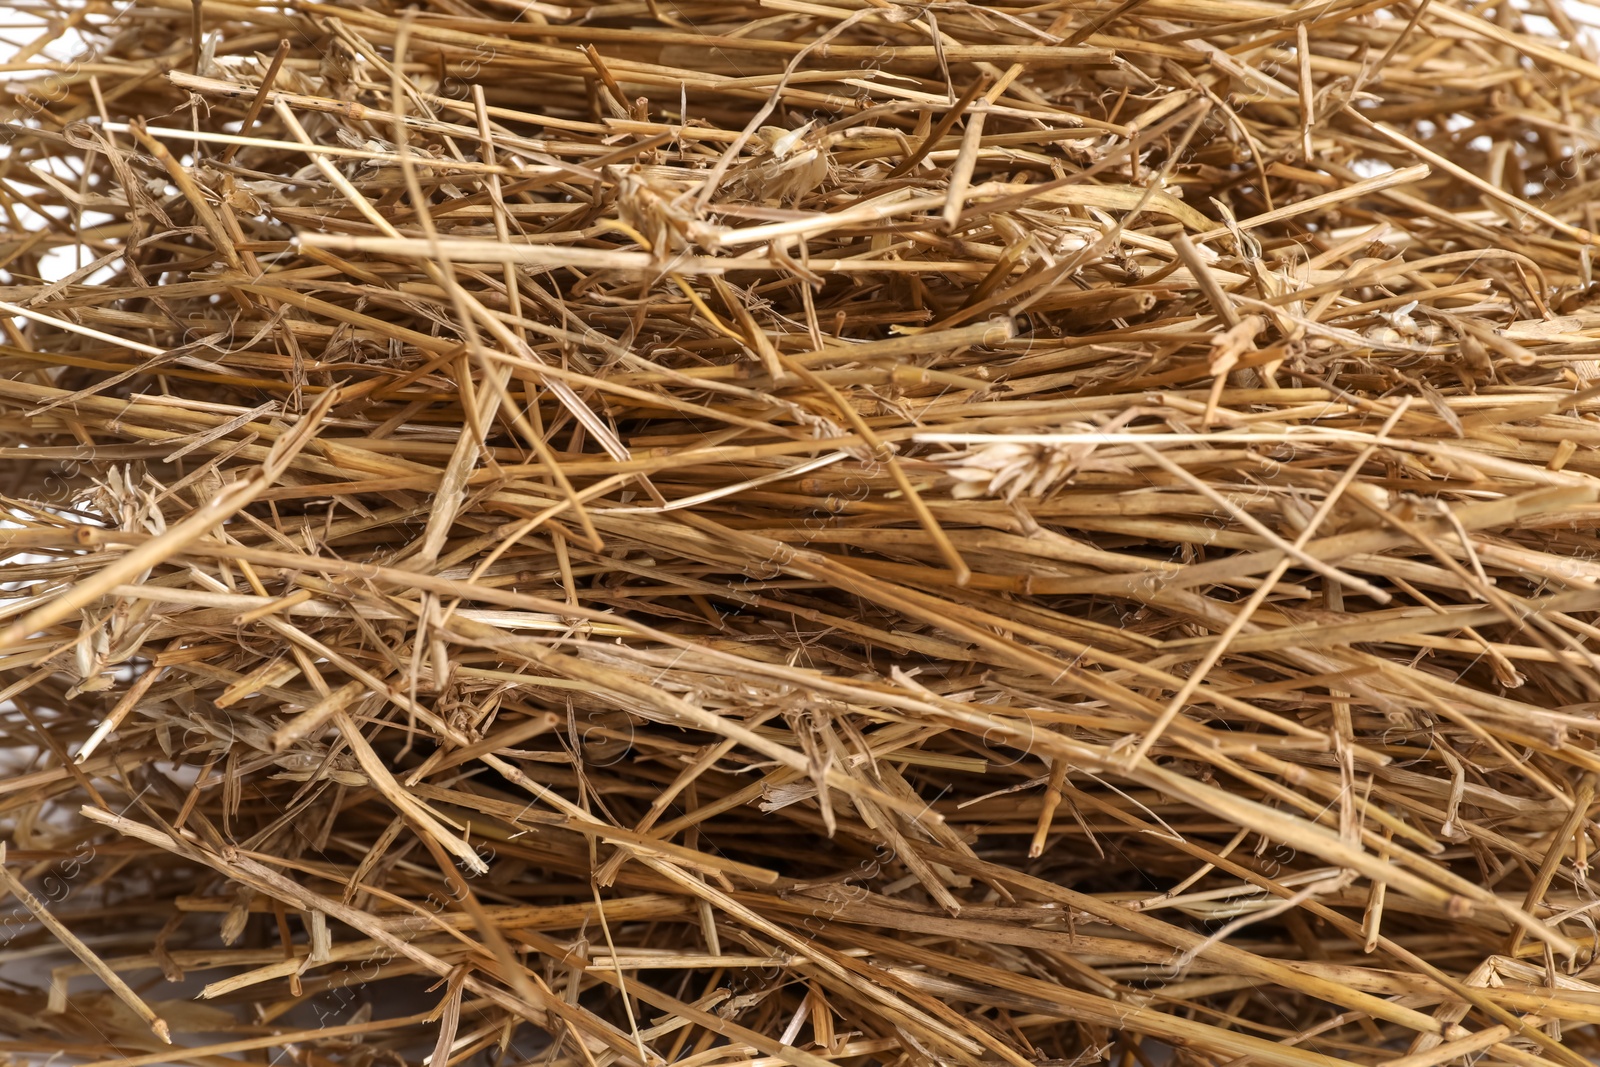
[3,1,1600,1065]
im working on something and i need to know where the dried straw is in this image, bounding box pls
[3,0,1600,1065]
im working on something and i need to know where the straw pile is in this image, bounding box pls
[8,0,1600,1064]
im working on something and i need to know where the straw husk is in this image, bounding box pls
[3,0,1600,1065]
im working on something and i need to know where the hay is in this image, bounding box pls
[3,0,1600,1063]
